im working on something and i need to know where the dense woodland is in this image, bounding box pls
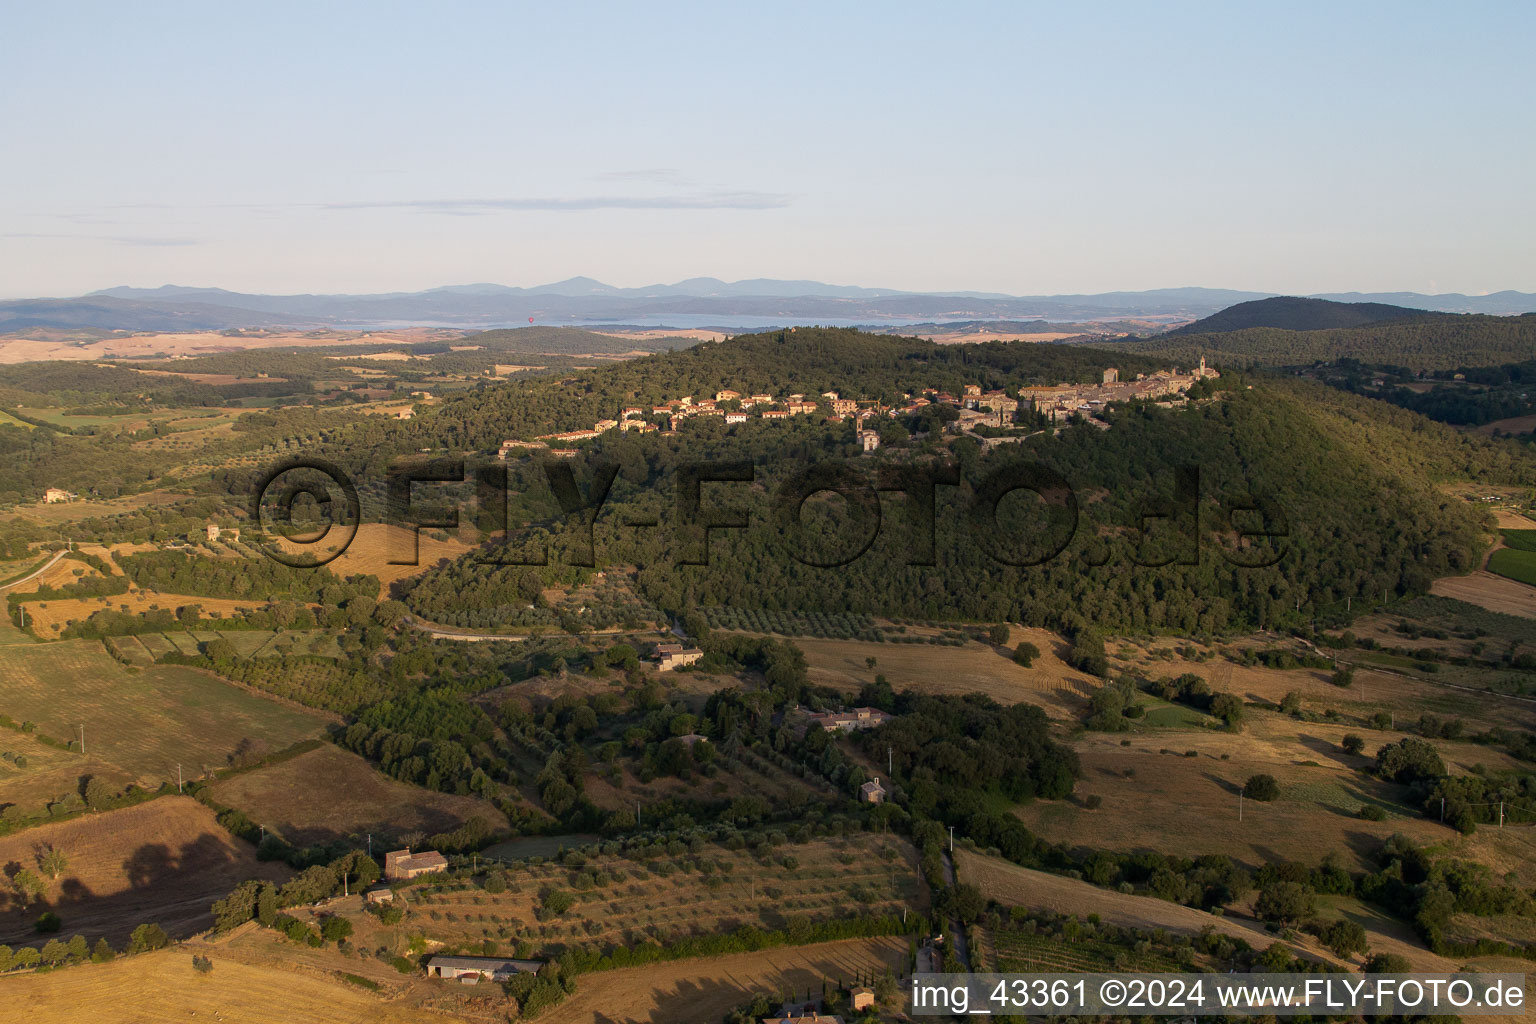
[1109,314,1536,372]
[399,350,1517,636]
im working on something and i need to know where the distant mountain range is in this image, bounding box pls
[1,278,1532,333]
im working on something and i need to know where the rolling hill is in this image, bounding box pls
[1167,296,1429,335]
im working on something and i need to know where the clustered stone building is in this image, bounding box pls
[496,360,1216,456]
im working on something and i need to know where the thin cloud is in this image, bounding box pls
[321,190,791,213]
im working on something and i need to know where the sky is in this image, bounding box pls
[2,1,1533,299]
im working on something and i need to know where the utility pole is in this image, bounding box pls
[79,724,84,756]
[367,833,372,858]
[1500,801,1505,828]
[177,764,183,794]
[948,826,954,853]
[1239,791,1243,823]
[888,745,892,775]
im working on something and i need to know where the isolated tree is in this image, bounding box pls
[12,868,45,906]
[81,775,114,811]
[1341,733,1365,756]
[1316,918,1368,958]
[1374,737,1445,785]
[1013,641,1040,667]
[39,845,67,880]
[1331,666,1354,687]
[864,656,877,671]
[1209,692,1245,726]
[1364,952,1412,973]
[1279,691,1303,715]
[988,624,1011,647]
[1243,774,1280,801]
[126,923,170,954]
[1256,881,1314,925]
[321,916,353,943]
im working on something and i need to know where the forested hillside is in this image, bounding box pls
[413,328,1164,446]
[385,329,1529,637]
[1167,296,1427,335]
[1103,315,1536,372]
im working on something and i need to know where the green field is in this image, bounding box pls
[1488,547,1536,587]
[108,629,342,665]
[0,409,35,430]
[1500,529,1536,553]
[0,638,326,783]
[992,930,1183,972]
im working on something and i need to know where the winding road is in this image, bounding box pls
[0,548,69,592]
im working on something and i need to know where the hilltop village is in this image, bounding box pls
[499,359,1219,458]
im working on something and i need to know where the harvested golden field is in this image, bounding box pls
[0,638,326,787]
[6,938,429,1024]
[398,834,922,952]
[795,627,1094,717]
[1017,710,1536,881]
[540,936,908,1024]
[206,744,507,847]
[1431,570,1536,619]
[0,554,103,595]
[0,797,289,946]
[19,587,277,636]
[1116,639,1535,730]
[302,523,477,598]
[0,327,459,364]
[0,728,135,812]
[954,849,1455,972]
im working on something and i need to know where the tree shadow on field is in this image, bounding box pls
[0,831,252,949]
[1296,733,1359,768]
[1203,772,1241,795]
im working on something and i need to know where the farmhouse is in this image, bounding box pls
[808,707,892,733]
[849,986,875,1010]
[860,777,886,804]
[676,733,709,748]
[426,955,547,982]
[383,847,448,881]
[43,488,75,503]
[654,643,704,671]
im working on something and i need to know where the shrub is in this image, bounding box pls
[1358,804,1387,821]
[192,954,214,974]
[35,911,62,934]
[1243,774,1280,802]
[1341,734,1365,756]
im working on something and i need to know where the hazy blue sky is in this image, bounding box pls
[3,2,1532,298]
